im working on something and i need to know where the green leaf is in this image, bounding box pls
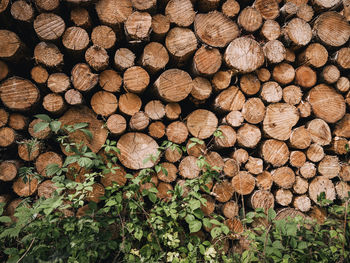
[81,129,93,140]
[35,114,51,122]
[188,142,196,149]
[74,122,89,130]
[210,227,222,239]
[0,216,11,223]
[209,219,221,225]
[189,220,202,233]
[78,157,93,168]
[268,208,276,221]
[50,120,61,133]
[148,193,157,203]
[155,165,161,173]
[33,121,49,133]
[45,163,61,177]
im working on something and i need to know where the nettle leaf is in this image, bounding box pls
[35,114,51,122]
[189,220,202,233]
[50,121,61,133]
[33,121,49,133]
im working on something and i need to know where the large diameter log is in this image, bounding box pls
[119,93,141,116]
[117,132,159,170]
[165,0,195,27]
[308,84,345,123]
[95,0,132,27]
[194,11,239,48]
[186,109,218,139]
[284,18,312,46]
[91,91,118,117]
[0,30,24,61]
[224,37,264,73]
[261,139,289,167]
[34,13,65,41]
[298,43,328,68]
[154,69,193,102]
[0,77,39,111]
[13,175,38,197]
[99,70,122,93]
[309,176,336,205]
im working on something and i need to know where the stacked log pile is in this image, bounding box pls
[1,0,350,229]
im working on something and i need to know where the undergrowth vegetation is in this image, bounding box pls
[0,116,349,263]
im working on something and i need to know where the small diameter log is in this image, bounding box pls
[166,121,188,144]
[340,164,350,182]
[300,161,316,179]
[212,180,234,202]
[224,37,264,73]
[186,139,206,158]
[298,43,328,68]
[165,146,182,163]
[0,77,39,111]
[263,103,299,141]
[145,100,165,120]
[0,60,8,81]
[212,71,232,92]
[263,40,286,64]
[331,137,348,155]
[214,125,236,148]
[125,11,152,42]
[283,85,302,105]
[186,109,218,139]
[256,171,273,191]
[242,98,265,124]
[123,66,149,94]
[191,77,212,103]
[335,181,350,200]
[99,70,122,93]
[240,74,261,96]
[194,11,239,48]
[334,48,350,69]
[293,176,308,195]
[313,11,350,47]
[192,46,222,76]
[117,132,159,170]
[260,20,281,41]
[200,194,215,216]
[321,65,340,84]
[0,0,9,13]
[237,124,261,148]
[9,113,28,131]
[335,114,350,138]
[293,195,311,212]
[205,151,224,171]
[13,175,38,197]
[261,139,289,167]
[35,152,62,178]
[33,13,65,41]
[91,26,116,50]
[11,0,34,22]
[165,0,195,27]
[309,176,336,205]
[118,93,142,116]
[250,190,274,212]
[154,69,193,103]
[223,158,239,178]
[214,86,246,112]
[114,48,135,71]
[157,182,173,201]
[34,42,63,68]
[260,81,282,103]
[272,63,295,85]
[223,111,244,128]
[306,119,331,146]
[130,111,150,131]
[85,45,109,71]
[272,167,295,189]
[232,148,249,165]
[95,0,132,28]
[31,66,48,85]
[37,180,57,199]
[70,8,91,28]
[297,101,312,118]
[222,201,239,219]
[91,91,118,117]
[289,151,306,168]
[245,157,263,175]
[238,7,262,32]
[0,161,18,181]
[101,165,127,187]
[275,189,293,206]
[141,42,169,74]
[295,66,317,88]
[0,30,24,61]
[43,93,65,115]
[62,27,89,54]
[65,89,83,106]
[131,0,156,11]
[0,127,15,147]
[289,126,311,149]
[148,121,166,139]
[0,108,8,127]
[106,114,126,136]
[221,0,240,18]
[336,77,350,93]
[318,155,340,179]
[71,63,98,92]
[47,73,70,93]
[165,27,197,65]
[231,171,255,195]
[18,140,41,161]
[157,162,177,183]
[179,156,201,179]
[151,14,170,40]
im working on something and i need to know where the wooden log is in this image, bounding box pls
[282,85,302,105]
[306,119,332,146]
[62,27,89,54]
[99,70,122,93]
[334,114,350,138]
[37,180,57,199]
[123,66,149,94]
[260,19,281,41]
[293,195,311,212]
[261,81,282,103]
[191,77,212,103]
[95,0,132,28]
[212,71,232,92]
[245,157,263,175]
[125,11,152,42]
[0,161,18,181]
[238,7,263,32]
[114,48,135,71]
[18,140,41,161]
[90,91,118,117]
[334,47,350,70]
[214,86,245,112]
[11,0,34,22]
[336,77,350,93]
[313,11,350,47]
[240,73,261,96]
[298,43,328,68]
[70,8,91,29]
[131,0,156,12]
[64,89,84,106]
[33,13,65,41]
[34,42,63,68]
[212,180,234,202]
[256,171,273,191]
[231,148,249,165]
[71,63,98,92]
[272,167,295,189]
[300,161,316,179]
[0,108,8,127]
[0,30,24,61]
[0,127,15,147]
[30,65,48,85]
[192,46,222,76]
[331,137,348,155]
[313,0,342,9]
[214,125,236,148]
[224,218,243,239]
[263,40,286,64]
[293,176,308,194]
[295,66,317,88]
[194,11,239,48]
[118,93,142,116]
[13,175,38,197]
[0,77,40,111]
[321,65,340,84]
[101,165,127,187]
[165,103,181,120]
[165,27,197,65]
[165,146,182,163]
[200,194,215,216]
[86,183,105,203]
[148,121,166,139]
[284,18,312,46]
[335,181,350,200]
[141,42,169,74]
[289,126,311,149]
[272,63,295,85]
[261,139,289,167]
[223,158,239,178]
[318,155,340,179]
[242,98,265,124]
[35,0,60,11]
[166,121,188,144]
[47,73,70,93]
[250,190,274,211]
[130,111,150,131]
[221,0,240,18]
[165,0,195,27]
[197,0,221,12]
[29,119,51,139]
[145,100,165,120]
[179,156,200,179]
[223,111,244,128]
[85,45,109,71]
[236,123,261,150]
[340,164,350,182]
[225,37,264,73]
[43,93,66,115]
[275,189,293,206]
[297,101,312,118]
[186,138,206,158]
[151,14,170,40]
[0,60,8,81]
[35,152,62,178]
[204,151,224,171]
[0,0,9,13]
[254,0,279,20]
[156,182,173,201]
[106,114,126,136]
[157,162,177,183]
[309,176,336,205]
[187,109,218,139]
[231,171,255,195]
[289,151,306,167]
[91,25,116,50]
[222,201,239,218]
[9,113,28,131]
